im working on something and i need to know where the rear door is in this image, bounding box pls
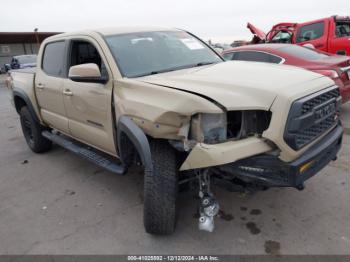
[294,20,329,51]
[328,18,350,55]
[62,36,116,155]
[35,40,69,133]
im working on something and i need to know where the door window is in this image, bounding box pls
[232,51,283,64]
[271,31,292,43]
[335,21,350,38]
[42,41,66,77]
[296,22,325,43]
[69,41,108,78]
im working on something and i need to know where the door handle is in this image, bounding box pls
[63,89,73,96]
[314,44,324,48]
[37,83,45,89]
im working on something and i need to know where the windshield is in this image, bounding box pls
[16,55,37,64]
[105,31,222,77]
[278,45,329,60]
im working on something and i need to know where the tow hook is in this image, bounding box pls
[197,170,219,232]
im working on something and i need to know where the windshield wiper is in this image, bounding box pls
[195,61,218,67]
[132,61,219,78]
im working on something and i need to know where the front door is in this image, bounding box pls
[294,21,328,51]
[329,20,350,55]
[62,37,116,155]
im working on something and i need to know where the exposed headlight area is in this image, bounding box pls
[227,110,272,140]
[190,110,272,144]
[190,113,227,144]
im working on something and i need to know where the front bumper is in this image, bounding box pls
[217,124,343,188]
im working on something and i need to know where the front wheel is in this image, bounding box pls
[143,140,178,235]
[19,106,52,153]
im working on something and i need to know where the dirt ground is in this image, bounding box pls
[0,83,349,255]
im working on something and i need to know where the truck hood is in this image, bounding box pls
[247,23,266,41]
[136,61,327,111]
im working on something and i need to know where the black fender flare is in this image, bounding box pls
[12,88,40,123]
[117,116,153,173]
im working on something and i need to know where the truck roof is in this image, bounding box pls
[46,27,181,41]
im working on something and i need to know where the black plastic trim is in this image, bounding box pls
[117,116,153,173]
[218,124,343,188]
[69,76,108,84]
[13,88,40,123]
[284,85,340,150]
[42,131,125,175]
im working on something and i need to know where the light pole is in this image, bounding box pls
[34,28,40,49]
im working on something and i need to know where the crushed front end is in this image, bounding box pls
[214,86,343,189]
[178,85,343,232]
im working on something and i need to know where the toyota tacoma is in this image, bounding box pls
[10,27,343,234]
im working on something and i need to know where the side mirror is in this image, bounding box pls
[68,63,107,84]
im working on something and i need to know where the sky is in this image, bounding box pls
[0,0,349,43]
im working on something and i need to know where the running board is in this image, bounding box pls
[42,131,126,175]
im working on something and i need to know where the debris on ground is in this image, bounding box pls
[65,189,76,196]
[250,209,262,215]
[246,222,261,235]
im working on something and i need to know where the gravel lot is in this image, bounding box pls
[0,79,350,255]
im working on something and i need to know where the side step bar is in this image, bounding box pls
[42,131,126,175]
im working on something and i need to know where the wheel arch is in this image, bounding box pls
[117,116,153,173]
[13,88,40,124]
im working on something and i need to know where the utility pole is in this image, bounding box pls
[34,28,40,51]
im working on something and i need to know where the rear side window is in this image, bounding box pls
[232,51,282,64]
[296,22,325,43]
[222,52,234,61]
[335,21,350,38]
[279,45,329,60]
[42,41,65,77]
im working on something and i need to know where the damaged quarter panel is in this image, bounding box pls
[113,78,223,140]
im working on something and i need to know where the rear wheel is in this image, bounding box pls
[143,140,178,235]
[19,106,52,153]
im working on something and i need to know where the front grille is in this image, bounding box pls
[301,88,340,114]
[284,86,340,150]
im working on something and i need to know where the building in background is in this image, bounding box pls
[0,32,61,67]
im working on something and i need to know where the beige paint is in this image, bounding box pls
[68,63,101,78]
[10,70,44,123]
[262,79,339,162]
[35,64,70,133]
[113,78,222,140]
[62,35,117,155]
[180,137,274,170]
[11,27,339,170]
[137,61,329,111]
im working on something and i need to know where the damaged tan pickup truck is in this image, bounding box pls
[10,27,343,235]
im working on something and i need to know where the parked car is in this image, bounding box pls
[10,28,343,235]
[222,44,350,104]
[10,55,37,70]
[248,15,350,55]
[3,64,11,73]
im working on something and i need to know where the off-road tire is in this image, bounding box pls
[143,140,178,235]
[19,106,52,153]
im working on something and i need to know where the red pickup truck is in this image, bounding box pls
[248,16,350,55]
